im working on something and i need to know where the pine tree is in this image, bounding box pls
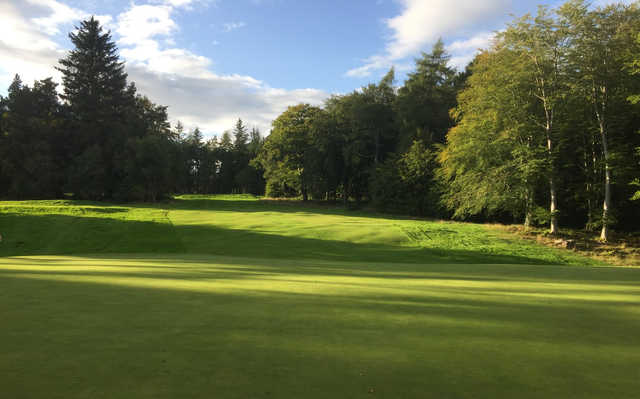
[233,118,249,152]
[57,17,128,123]
[396,39,460,148]
[57,17,131,199]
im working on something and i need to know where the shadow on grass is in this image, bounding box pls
[160,196,427,222]
[1,257,639,398]
[0,212,576,265]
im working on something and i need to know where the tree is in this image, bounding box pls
[396,39,460,149]
[0,75,64,198]
[219,131,234,151]
[57,16,132,199]
[233,119,249,152]
[114,94,175,201]
[501,7,571,234]
[438,49,547,225]
[371,140,440,216]
[255,104,322,200]
[57,17,128,119]
[630,33,640,202]
[184,127,204,193]
[559,1,640,240]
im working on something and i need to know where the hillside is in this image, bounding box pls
[0,195,600,265]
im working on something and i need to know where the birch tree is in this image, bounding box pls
[502,7,570,234]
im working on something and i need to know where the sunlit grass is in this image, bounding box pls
[1,195,637,397]
[0,194,603,265]
[1,254,639,398]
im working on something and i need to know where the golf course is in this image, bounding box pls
[1,195,638,398]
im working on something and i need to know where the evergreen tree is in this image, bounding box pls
[219,131,234,151]
[57,17,128,120]
[57,17,131,199]
[396,39,460,149]
[233,118,249,152]
[0,75,64,198]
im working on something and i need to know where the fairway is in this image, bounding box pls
[1,196,639,398]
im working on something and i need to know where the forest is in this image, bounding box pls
[1,0,639,241]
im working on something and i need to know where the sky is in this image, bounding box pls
[1,0,634,136]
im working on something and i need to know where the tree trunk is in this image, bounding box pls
[374,129,380,165]
[524,186,533,230]
[582,131,593,228]
[594,82,610,242]
[301,175,308,201]
[342,179,349,206]
[549,176,559,234]
[524,211,533,230]
[599,121,611,242]
[546,125,559,235]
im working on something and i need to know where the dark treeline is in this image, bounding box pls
[254,0,640,240]
[1,1,639,240]
[0,18,264,202]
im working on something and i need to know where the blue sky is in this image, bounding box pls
[1,0,633,135]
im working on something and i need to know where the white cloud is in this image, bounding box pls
[29,0,85,35]
[222,21,246,32]
[116,4,177,45]
[129,65,327,134]
[346,0,510,77]
[0,0,327,136]
[592,0,636,6]
[149,0,212,8]
[447,32,495,70]
[0,1,71,89]
[111,4,323,134]
[156,0,196,6]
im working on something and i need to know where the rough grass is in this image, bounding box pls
[1,195,639,398]
[499,224,640,266]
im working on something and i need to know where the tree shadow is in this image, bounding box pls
[1,259,639,398]
[0,212,577,265]
[152,196,431,222]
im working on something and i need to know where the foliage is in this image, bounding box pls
[371,141,441,216]
[255,104,322,199]
[396,39,460,149]
[1,5,639,233]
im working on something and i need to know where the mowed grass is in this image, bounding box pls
[0,195,600,265]
[1,195,639,398]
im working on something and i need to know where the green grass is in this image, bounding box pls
[0,195,600,265]
[1,195,639,398]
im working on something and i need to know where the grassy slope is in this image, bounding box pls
[1,195,639,398]
[0,195,599,265]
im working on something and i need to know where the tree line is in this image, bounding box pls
[0,18,264,202]
[1,1,639,240]
[254,0,640,240]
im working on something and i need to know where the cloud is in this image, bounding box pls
[116,4,177,45]
[0,0,327,136]
[447,32,495,70]
[29,0,85,35]
[112,4,323,134]
[149,0,217,9]
[346,0,510,77]
[222,21,246,32]
[128,65,327,135]
[0,0,73,88]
